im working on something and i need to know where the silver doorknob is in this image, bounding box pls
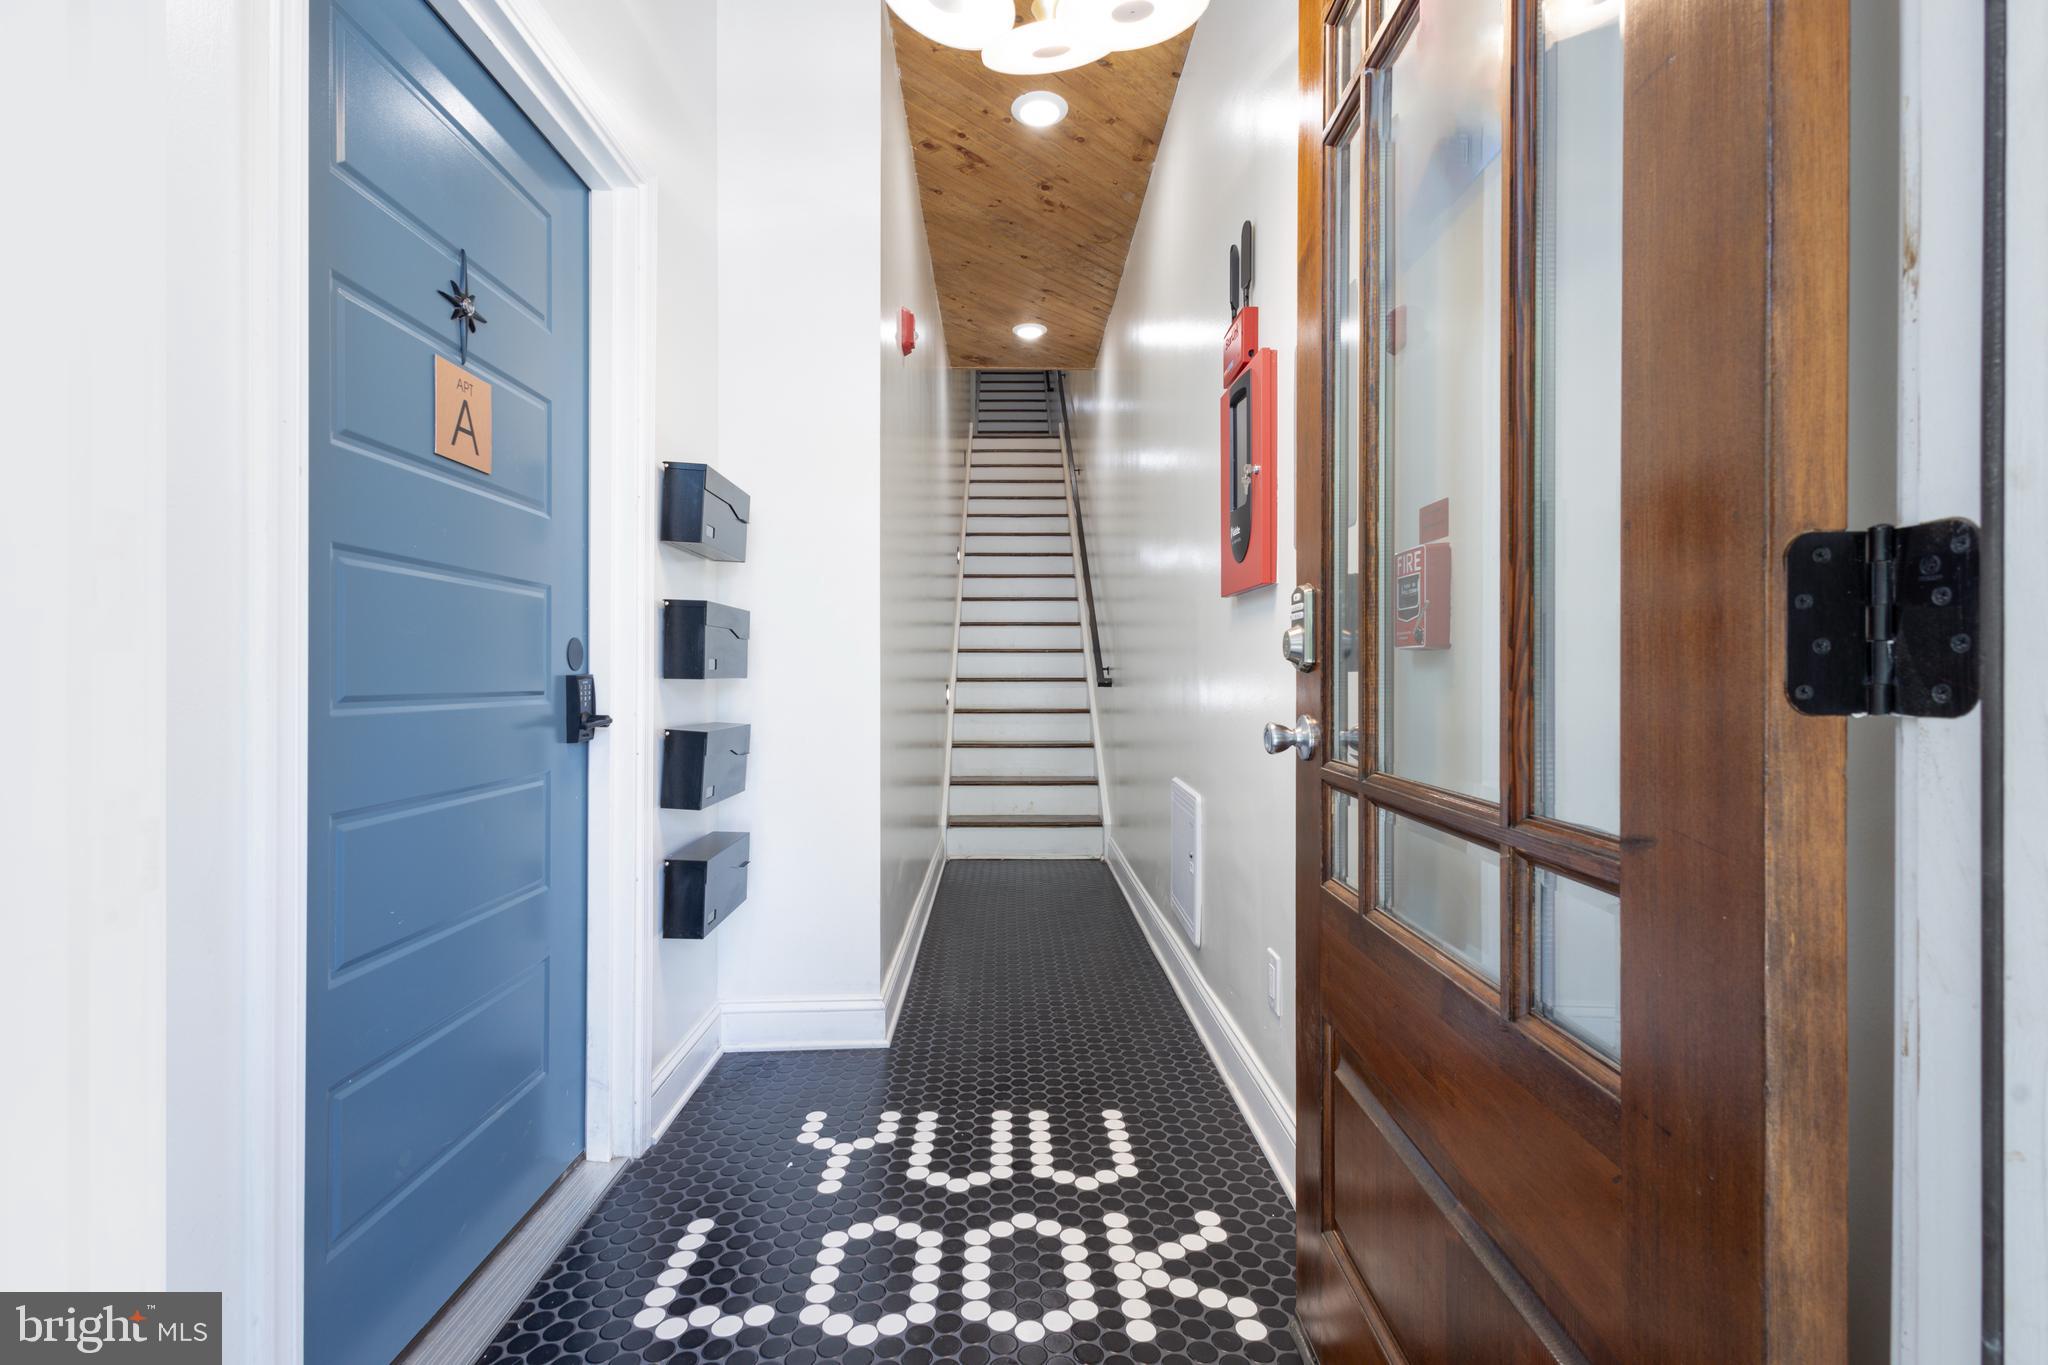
[1262,715,1321,761]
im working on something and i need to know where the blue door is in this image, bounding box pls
[307,0,588,1359]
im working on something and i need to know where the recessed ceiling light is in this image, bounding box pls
[882,0,1015,50]
[1011,90,1070,129]
[1013,322,1049,342]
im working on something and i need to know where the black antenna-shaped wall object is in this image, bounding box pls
[1228,244,1241,319]
[1240,220,1256,308]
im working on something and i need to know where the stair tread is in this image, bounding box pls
[957,675,1087,683]
[954,707,1089,714]
[947,814,1104,828]
[962,597,1076,602]
[953,740,1094,748]
[958,620,1080,626]
[963,573,1077,579]
[958,647,1083,653]
[964,551,1075,557]
[949,775,1099,787]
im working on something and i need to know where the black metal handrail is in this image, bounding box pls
[1051,371,1111,688]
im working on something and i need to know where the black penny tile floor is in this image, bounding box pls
[478,858,1303,1364]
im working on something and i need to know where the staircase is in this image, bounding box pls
[943,372,1105,858]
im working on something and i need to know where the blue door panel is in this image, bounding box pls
[308,0,588,1359]
[330,777,549,973]
[330,10,554,314]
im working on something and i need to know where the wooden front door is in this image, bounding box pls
[1289,0,1850,1360]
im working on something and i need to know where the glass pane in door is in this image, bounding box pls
[1331,118,1365,766]
[1376,811,1501,981]
[1532,0,1624,834]
[1330,789,1363,890]
[1374,0,1506,803]
[1532,867,1621,1060]
[1332,0,1366,89]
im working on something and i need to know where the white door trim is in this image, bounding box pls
[1892,0,1986,1357]
[253,2,656,1357]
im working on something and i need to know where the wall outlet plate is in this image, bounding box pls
[1266,949,1283,1017]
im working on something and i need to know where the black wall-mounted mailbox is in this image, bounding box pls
[661,722,751,809]
[660,462,751,562]
[663,831,749,939]
[662,600,751,680]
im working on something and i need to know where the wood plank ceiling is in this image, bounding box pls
[888,4,1195,370]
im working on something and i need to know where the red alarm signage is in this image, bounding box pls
[1219,313,1277,597]
[1392,498,1451,649]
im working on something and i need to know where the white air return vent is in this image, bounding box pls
[1169,779,1201,947]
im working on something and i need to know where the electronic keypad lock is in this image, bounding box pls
[1282,584,1317,671]
[566,673,613,744]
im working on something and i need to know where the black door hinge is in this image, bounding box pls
[1786,518,1980,717]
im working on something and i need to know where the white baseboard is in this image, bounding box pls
[648,1005,724,1144]
[1104,834,1297,1202]
[883,845,947,1039]
[646,849,945,1139]
[719,994,890,1051]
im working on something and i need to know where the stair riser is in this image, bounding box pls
[964,555,1074,576]
[959,624,1083,650]
[954,680,1089,709]
[952,748,1097,778]
[969,455,1063,468]
[963,535,1072,554]
[969,481,1068,499]
[951,711,1093,742]
[958,576,1074,598]
[945,825,1103,858]
[956,653,1087,680]
[961,599,1079,624]
[950,785,1101,818]
[969,436,1064,450]
[966,517,1069,536]
[968,498,1067,516]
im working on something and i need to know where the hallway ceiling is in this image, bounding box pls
[889,4,1195,371]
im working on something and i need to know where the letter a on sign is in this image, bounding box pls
[434,354,493,474]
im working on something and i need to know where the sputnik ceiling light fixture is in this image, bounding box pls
[886,0,1208,75]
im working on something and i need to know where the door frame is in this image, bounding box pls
[249,1,656,1357]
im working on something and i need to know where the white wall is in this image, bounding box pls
[878,20,966,973]
[2004,0,2048,1345]
[1067,0,1300,1113]
[0,2,174,1292]
[707,0,889,1021]
[517,0,727,1089]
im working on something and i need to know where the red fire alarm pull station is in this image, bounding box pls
[898,307,917,357]
[1393,498,1452,649]
[1220,220,1277,597]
